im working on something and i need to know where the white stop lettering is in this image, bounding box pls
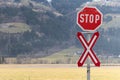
[80,14,100,23]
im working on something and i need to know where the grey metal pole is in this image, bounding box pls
[87,33,91,80]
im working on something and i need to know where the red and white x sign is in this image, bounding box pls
[77,32,100,67]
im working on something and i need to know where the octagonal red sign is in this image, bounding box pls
[77,6,103,31]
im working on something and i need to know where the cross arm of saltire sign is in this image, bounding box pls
[77,32,100,67]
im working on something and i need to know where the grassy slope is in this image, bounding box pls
[0,23,31,33]
[39,46,82,64]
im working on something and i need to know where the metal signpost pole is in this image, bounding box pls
[87,33,91,80]
[87,59,90,80]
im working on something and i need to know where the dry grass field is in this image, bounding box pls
[0,64,119,80]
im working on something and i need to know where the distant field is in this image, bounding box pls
[0,64,119,80]
[5,46,120,64]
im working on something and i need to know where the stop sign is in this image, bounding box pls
[77,6,103,31]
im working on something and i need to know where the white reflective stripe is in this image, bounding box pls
[89,50,97,63]
[79,36,89,63]
[80,36,88,63]
[89,35,97,49]
[89,35,97,63]
[79,36,88,50]
[79,35,98,63]
[80,50,88,63]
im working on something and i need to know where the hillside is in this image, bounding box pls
[0,0,71,56]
